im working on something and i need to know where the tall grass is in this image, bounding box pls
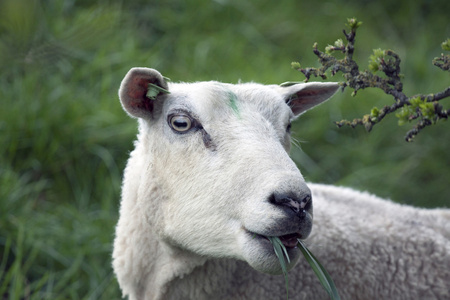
[1,0,449,298]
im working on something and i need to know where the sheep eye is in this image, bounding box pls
[286,121,292,133]
[169,114,193,133]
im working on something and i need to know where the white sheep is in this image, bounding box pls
[112,67,450,300]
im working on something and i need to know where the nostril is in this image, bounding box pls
[270,192,312,215]
[300,194,312,209]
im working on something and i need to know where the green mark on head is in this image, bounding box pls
[227,91,240,117]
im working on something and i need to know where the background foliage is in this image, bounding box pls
[1,0,449,298]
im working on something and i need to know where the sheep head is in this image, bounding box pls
[117,67,339,275]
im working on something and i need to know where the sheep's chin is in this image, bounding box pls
[240,234,301,274]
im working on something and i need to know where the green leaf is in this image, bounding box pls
[267,237,341,300]
[419,102,436,120]
[146,83,170,100]
[346,18,362,29]
[297,239,341,300]
[325,45,334,54]
[291,62,302,70]
[370,107,380,119]
[280,81,302,87]
[368,49,386,73]
[334,39,344,48]
[267,236,290,300]
[396,106,413,126]
[368,61,380,73]
[409,96,423,108]
[441,38,450,51]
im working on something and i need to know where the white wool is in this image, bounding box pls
[113,68,450,300]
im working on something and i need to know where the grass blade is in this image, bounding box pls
[297,239,341,300]
[267,237,289,300]
[267,236,341,300]
[146,83,170,100]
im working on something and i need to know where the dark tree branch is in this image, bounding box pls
[292,19,450,142]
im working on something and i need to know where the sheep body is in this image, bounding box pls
[112,68,450,300]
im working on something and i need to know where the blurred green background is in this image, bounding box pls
[1,0,449,298]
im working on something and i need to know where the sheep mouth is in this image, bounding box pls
[249,230,303,249]
[277,233,302,248]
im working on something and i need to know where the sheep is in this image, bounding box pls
[112,67,450,300]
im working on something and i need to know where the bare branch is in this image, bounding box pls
[292,19,450,142]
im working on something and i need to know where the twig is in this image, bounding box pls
[292,19,450,142]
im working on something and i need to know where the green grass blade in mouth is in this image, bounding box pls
[297,239,341,300]
[267,236,289,300]
[267,236,341,300]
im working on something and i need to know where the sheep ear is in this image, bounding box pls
[119,67,169,119]
[280,82,339,117]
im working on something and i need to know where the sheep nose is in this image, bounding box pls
[270,192,312,215]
